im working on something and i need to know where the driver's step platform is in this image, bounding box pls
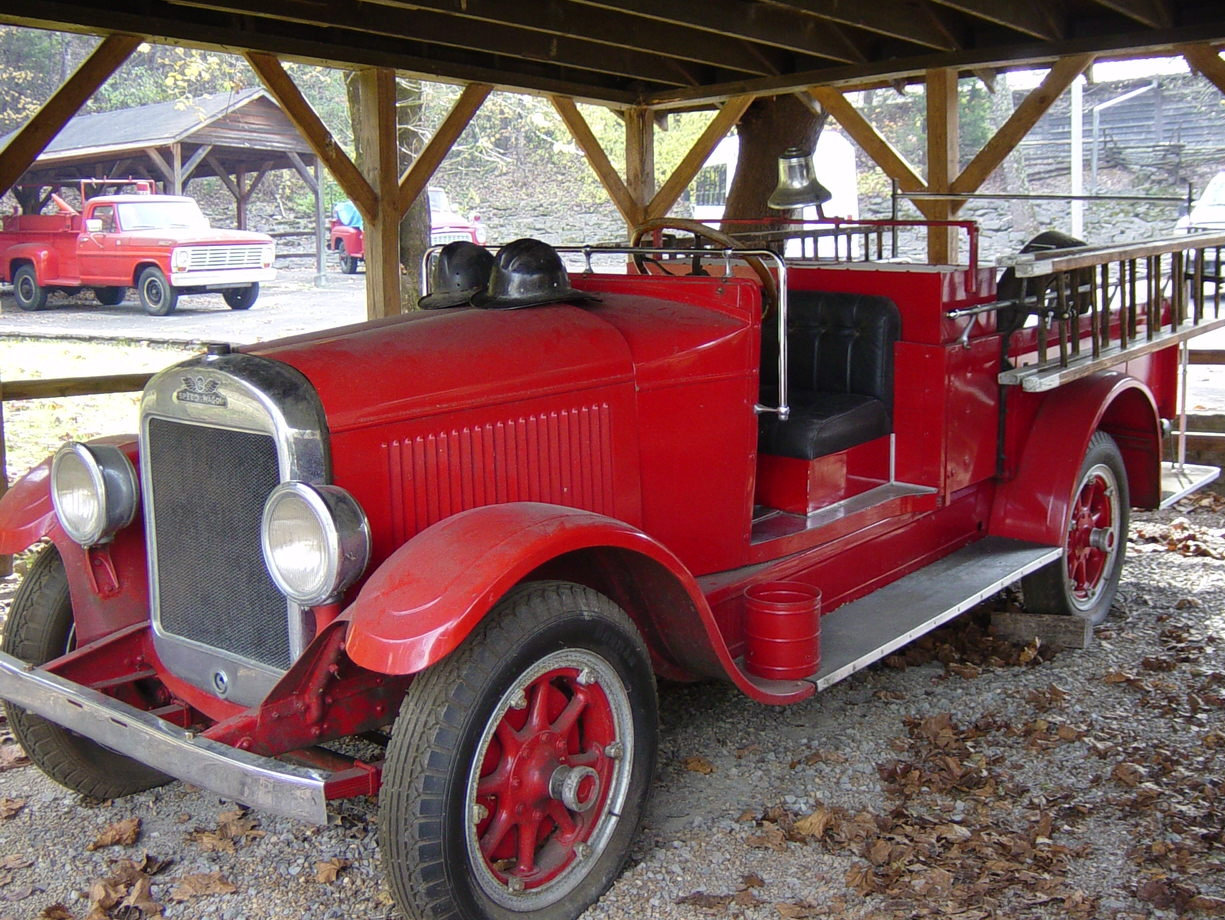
[807,536,1060,692]
[1160,461,1220,508]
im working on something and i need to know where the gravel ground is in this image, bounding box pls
[1,501,1224,920]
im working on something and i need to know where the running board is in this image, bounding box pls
[808,537,1061,692]
[1160,461,1220,509]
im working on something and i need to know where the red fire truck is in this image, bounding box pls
[0,182,276,315]
[0,215,1221,920]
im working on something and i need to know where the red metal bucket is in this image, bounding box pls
[743,582,821,681]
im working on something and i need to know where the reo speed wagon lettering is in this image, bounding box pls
[1,214,1222,920]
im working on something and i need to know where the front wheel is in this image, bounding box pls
[12,264,47,311]
[137,266,178,316]
[2,545,171,798]
[222,283,259,310]
[1022,430,1129,624]
[380,582,657,920]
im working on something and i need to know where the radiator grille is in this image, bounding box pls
[146,417,290,669]
[181,245,265,271]
[430,230,475,245]
[386,404,615,542]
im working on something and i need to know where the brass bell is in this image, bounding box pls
[768,146,832,211]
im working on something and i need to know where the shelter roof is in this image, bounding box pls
[5,2,1225,107]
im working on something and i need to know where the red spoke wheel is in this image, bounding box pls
[380,582,657,920]
[1022,431,1129,625]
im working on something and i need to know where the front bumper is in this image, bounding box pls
[169,268,277,289]
[0,649,328,824]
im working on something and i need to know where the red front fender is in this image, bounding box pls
[991,372,1160,545]
[342,503,705,674]
[0,456,57,554]
[341,502,806,703]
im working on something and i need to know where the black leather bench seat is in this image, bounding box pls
[758,291,901,461]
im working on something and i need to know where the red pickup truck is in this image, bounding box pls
[0,215,1221,920]
[0,193,276,315]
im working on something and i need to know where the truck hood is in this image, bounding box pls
[122,228,273,245]
[252,304,636,433]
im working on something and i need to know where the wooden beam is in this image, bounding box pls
[144,147,176,189]
[625,106,655,231]
[551,96,642,226]
[925,67,959,264]
[180,144,213,184]
[1181,43,1225,96]
[355,67,402,320]
[203,152,242,199]
[286,150,317,193]
[808,85,935,217]
[0,33,142,196]
[245,51,376,217]
[951,53,1093,197]
[397,83,491,215]
[926,0,1062,40]
[748,0,959,50]
[645,94,753,221]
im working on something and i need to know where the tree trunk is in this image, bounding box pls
[396,78,430,308]
[725,94,826,219]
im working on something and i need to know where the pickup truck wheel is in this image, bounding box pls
[337,241,359,274]
[222,284,259,310]
[1022,431,1129,624]
[137,266,178,316]
[92,286,125,306]
[380,582,657,920]
[12,264,47,311]
[1,545,171,798]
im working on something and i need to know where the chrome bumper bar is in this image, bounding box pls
[0,649,328,824]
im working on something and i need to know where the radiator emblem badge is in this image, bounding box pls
[175,375,227,407]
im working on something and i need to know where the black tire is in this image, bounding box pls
[12,264,47,311]
[1,545,171,798]
[1022,431,1129,625]
[222,283,259,310]
[380,581,657,920]
[92,286,125,306]
[137,266,178,316]
[337,241,359,275]
[996,230,1088,335]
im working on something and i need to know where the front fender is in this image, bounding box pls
[991,372,1160,545]
[342,503,700,675]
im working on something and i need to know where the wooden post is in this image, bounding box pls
[551,96,642,227]
[313,159,326,286]
[236,167,248,230]
[926,68,960,264]
[171,142,183,195]
[355,67,402,320]
[625,106,655,236]
[0,375,8,578]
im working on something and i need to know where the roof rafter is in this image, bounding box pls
[756,0,960,51]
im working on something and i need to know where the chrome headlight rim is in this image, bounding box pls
[50,442,139,547]
[261,481,370,607]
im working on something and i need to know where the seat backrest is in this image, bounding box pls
[763,290,901,409]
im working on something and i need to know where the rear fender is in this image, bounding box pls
[991,372,1160,545]
[7,247,58,284]
[341,502,808,704]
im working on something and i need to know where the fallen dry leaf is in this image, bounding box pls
[0,856,32,871]
[314,858,350,884]
[681,756,715,775]
[793,808,835,839]
[86,816,141,851]
[168,872,238,902]
[0,743,28,772]
[676,890,731,909]
[0,798,25,820]
[37,906,75,919]
[746,823,788,852]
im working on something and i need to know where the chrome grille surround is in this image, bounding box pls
[140,352,330,707]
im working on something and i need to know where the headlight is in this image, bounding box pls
[261,482,370,606]
[50,443,139,546]
[172,248,190,271]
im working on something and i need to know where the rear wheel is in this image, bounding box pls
[380,581,657,920]
[13,264,47,311]
[337,240,359,274]
[93,286,125,306]
[222,283,259,310]
[1022,431,1129,624]
[137,266,177,316]
[2,545,170,798]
